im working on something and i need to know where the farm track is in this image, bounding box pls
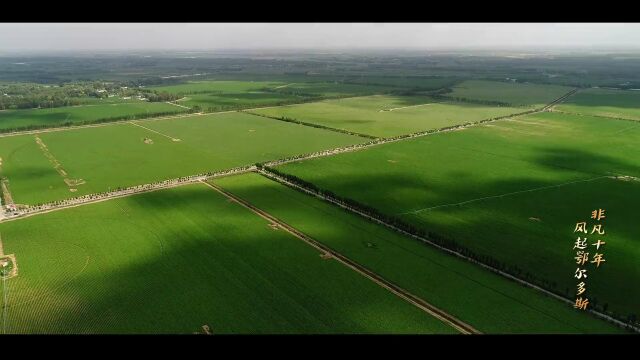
[379,102,435,112]
[202,180,479,335]
[130,121,181,142]
[165,100,191,110]
[258,167,640,333]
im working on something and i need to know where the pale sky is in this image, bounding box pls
[1,23,639,51]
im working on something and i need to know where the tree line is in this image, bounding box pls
[258,165,637,330]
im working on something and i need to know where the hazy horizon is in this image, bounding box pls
[1,23,640,53]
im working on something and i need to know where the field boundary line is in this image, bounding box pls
[379,102,435,112]
[202,180,480,335]
[400,176,610,215]
[0,112,203,138]
[165,100,191,110]
[257,167,639,333]
[550,109,640,125]
[242,111,379,139]
[130,121,181,142]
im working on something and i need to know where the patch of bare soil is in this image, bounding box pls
[0,254,18,279]
[35,135,85,190]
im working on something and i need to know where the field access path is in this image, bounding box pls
[202,180,479,335]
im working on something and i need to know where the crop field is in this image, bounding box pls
[149,80,399,111]
[445,80,573,107]
[176,92,302,110]
[0,101,184,132]
[252,95,525,137]
[275,111,640,321]
[555,88,640,120]
[0,112,365,205]
[212,173,625,333]
[0,183,456,334]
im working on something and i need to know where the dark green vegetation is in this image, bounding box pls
[275,111,640,326]
[444,80,573,107]
[0,101,185,132]
[213,173,625,333]
[3,51,640,88]
[0,183,457,334]
[556,88,640,120]
[0,112,365,205]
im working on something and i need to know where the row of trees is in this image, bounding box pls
[0,109,196,134]
[259,165,637,330]
[245,112,377,139]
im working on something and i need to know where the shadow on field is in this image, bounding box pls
[6,183,437,334]
[532,147,640,177]
[267,144,640,321]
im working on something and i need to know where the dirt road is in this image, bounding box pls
[202,180,480,335]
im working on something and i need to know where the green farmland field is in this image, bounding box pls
[149,80,286,94]
[276,111,640,322]
[149,80,302,110]
[0,112,365,205]
[0,183,454,334]
[446,80,573,107]
[149,80,399,112]
[556,88,640,120]
[252,95,524,137]
[0,101,184,132]
[213,172,625,334]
